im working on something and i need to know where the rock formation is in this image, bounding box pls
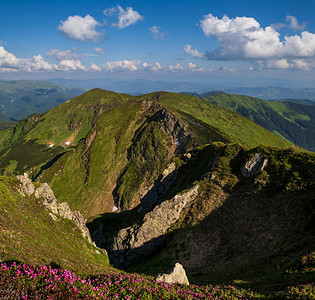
[241,153,268,177]
[138,162,179,214]
[111,185,199,268]
[155,263,189,285]
[17,173,92,243]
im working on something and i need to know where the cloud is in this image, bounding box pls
[0,46,20,69]
[188,62,204,71]
[286,16,306,30]
[168,63,184,71]
[58,15,101,42]
[24,55,54,71]
[253,58,311,70]
[149,26,166,40]
[55,59,87,71]
[272,15,306,31]
[199,14,315,62]
[46,49,82,61]
[94,47,104,54]
[103,7,117,17]
[90,62,102,71]
[184,44,205,59]
[109,5,144,29]
[142,62,163,71]
[103,60,141,71]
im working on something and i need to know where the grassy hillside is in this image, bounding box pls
[0,175,109,274]
[0,79,84,120]
[203,93,315,151]
[0,90,293,218]
[144,92,292,147]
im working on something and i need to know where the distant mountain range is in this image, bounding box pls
[0,80,84,120]
[48,78,315,101]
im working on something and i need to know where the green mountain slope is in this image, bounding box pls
[0,80,84,120]
[0,175,109,274]
[203,93,315,151]
[89,143,314,296]
[0,90,293,218]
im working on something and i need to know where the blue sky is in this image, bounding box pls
[1,0,315,85]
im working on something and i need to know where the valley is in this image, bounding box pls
[0,87,313,299]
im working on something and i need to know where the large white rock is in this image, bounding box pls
[155,263,189,285]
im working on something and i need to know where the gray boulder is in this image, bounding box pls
[16,173,35,196]
[155,263,189,285]
[241,153,268,177]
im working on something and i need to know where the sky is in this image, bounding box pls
[1,0,315,86]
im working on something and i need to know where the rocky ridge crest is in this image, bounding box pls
[17,173,92,243]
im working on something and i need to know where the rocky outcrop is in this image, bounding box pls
[17,173,35,196]
[154,108,196,155]
[241,153,268,177]
[138,162,179,214]
[111,185,199,268]
[155,263,189,285]
[17,173,92,243]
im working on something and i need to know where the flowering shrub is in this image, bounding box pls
[282,283,315,299]
[0,262,259,299]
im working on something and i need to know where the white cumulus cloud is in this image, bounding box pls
[24,55,54,72]
[58,15,101,42]
[184,44,205,59]
[110,5,144,29]
[149,26,166,40]
[188,62,204,71]
[168,63,184,71]
[55,59,87,71]
[196,13,315,70]
[90,62,102,71]
[0,46,20,69]
[103,60,141,71]
[199,14,315,61]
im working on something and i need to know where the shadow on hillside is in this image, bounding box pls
[89,146,315,294]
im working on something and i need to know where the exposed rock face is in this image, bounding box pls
[17,173,92,243]
[17,173,35,196]
[154,109,196,155]
[241,153,268,177]
[155,263,189,285]
[138,162,179,214]
[111,185,199,268]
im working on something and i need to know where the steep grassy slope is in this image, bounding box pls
[0,80,84,120]
[203,93,315,151]
[0,176,109,274]
[0,90,293,218]
[0,89,132,175]
[89,143,314,296]
[143,92,292,147]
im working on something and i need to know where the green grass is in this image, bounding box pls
[0,90,298,218]
[0,175,110,275]
[203,93,315,151]
[141,92,293,148]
